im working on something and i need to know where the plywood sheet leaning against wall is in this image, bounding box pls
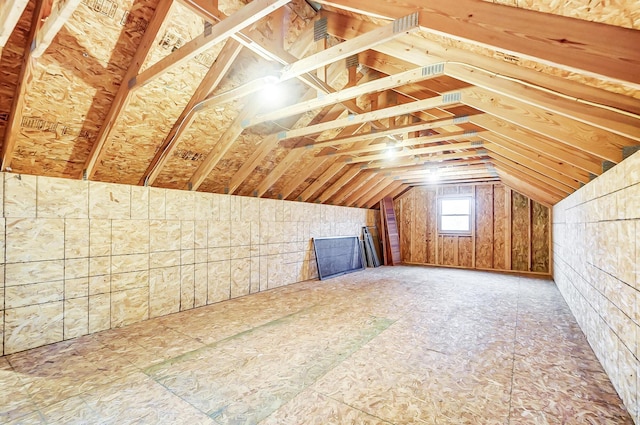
[394,183,551,275]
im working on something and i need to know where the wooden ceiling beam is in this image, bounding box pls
[462,88,635,164]
[469,114,602,176]
[315,166,361,203]
[139,38,244,186]
[298,161,347,202]
[347,141,479,164]
[280,12,419,81]
[445,64,640,143]
[281,156,331,200]
[247,63,445,127]
[402,172,496,184]
[496,170,559,207]
[387,163,489,177]
[363,150,486,170]
[483,142,582,190]
[274,89,466,144]
[327,170,375,205]
[324,130,486,157]
[82,0,174,179]
[316,0,640,86]
[132,0,291,90]
[1,0,48,171]
[187,103,260,191]
[0,0,28,49]
[324,10,640,116]
[303,115,476,150]
[31,0,83,57]
[489,156,572,198]
[357,179,400,208]
[478,132,591,184]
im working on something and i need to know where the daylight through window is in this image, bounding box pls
[439,197,472,234]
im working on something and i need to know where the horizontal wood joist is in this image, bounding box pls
[323,130,486,158]
[272,89,467,144]
[245,63,446,128]
[345,140,481,164]
[302,115,476,150]
[363,150,488,170]
[315,0,640,86]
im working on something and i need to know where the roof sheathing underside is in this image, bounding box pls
[0,0,638,208]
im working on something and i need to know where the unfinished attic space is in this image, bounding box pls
[0,0,639,422]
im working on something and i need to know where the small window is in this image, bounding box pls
[438,197,472,235]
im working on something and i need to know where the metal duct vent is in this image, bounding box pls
[346,55,359,68]
[393,12,418,33]
[314,17,328,42]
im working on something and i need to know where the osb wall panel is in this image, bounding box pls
[511,191,529,271]
[493,185,508,270]
[531,201,550,273]
[395,183,550,274]
[553,151,640,425]
[475,184,494,268]
[0,172,375,356]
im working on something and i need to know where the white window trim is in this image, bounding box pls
[437,196,473,236]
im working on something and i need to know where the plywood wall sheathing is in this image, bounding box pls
[510,191,529,271]
[395,183,550,274]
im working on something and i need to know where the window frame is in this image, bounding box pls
[437,195,474,236]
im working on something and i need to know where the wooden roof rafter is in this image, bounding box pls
[81,0,175,179]
[478,132,591,184]
[324,10,640,116]
[1,0,49,171]
[490,158,571,198]
[131,0,292,90]
[315,0,640,86]
[84,0,289,180]
[469,114,604,176]
[0,0,29,51]
[31,0,83,58]
[483,142,582,190]
[139,38,244,187]
[184,12,421,195]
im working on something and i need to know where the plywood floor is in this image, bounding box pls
[0,266,633,424]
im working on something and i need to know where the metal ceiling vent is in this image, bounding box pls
[314,17,328,42]
[346,55,359,69]
[393,12,419,34]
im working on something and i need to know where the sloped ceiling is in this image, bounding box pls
[0,0,638,208]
